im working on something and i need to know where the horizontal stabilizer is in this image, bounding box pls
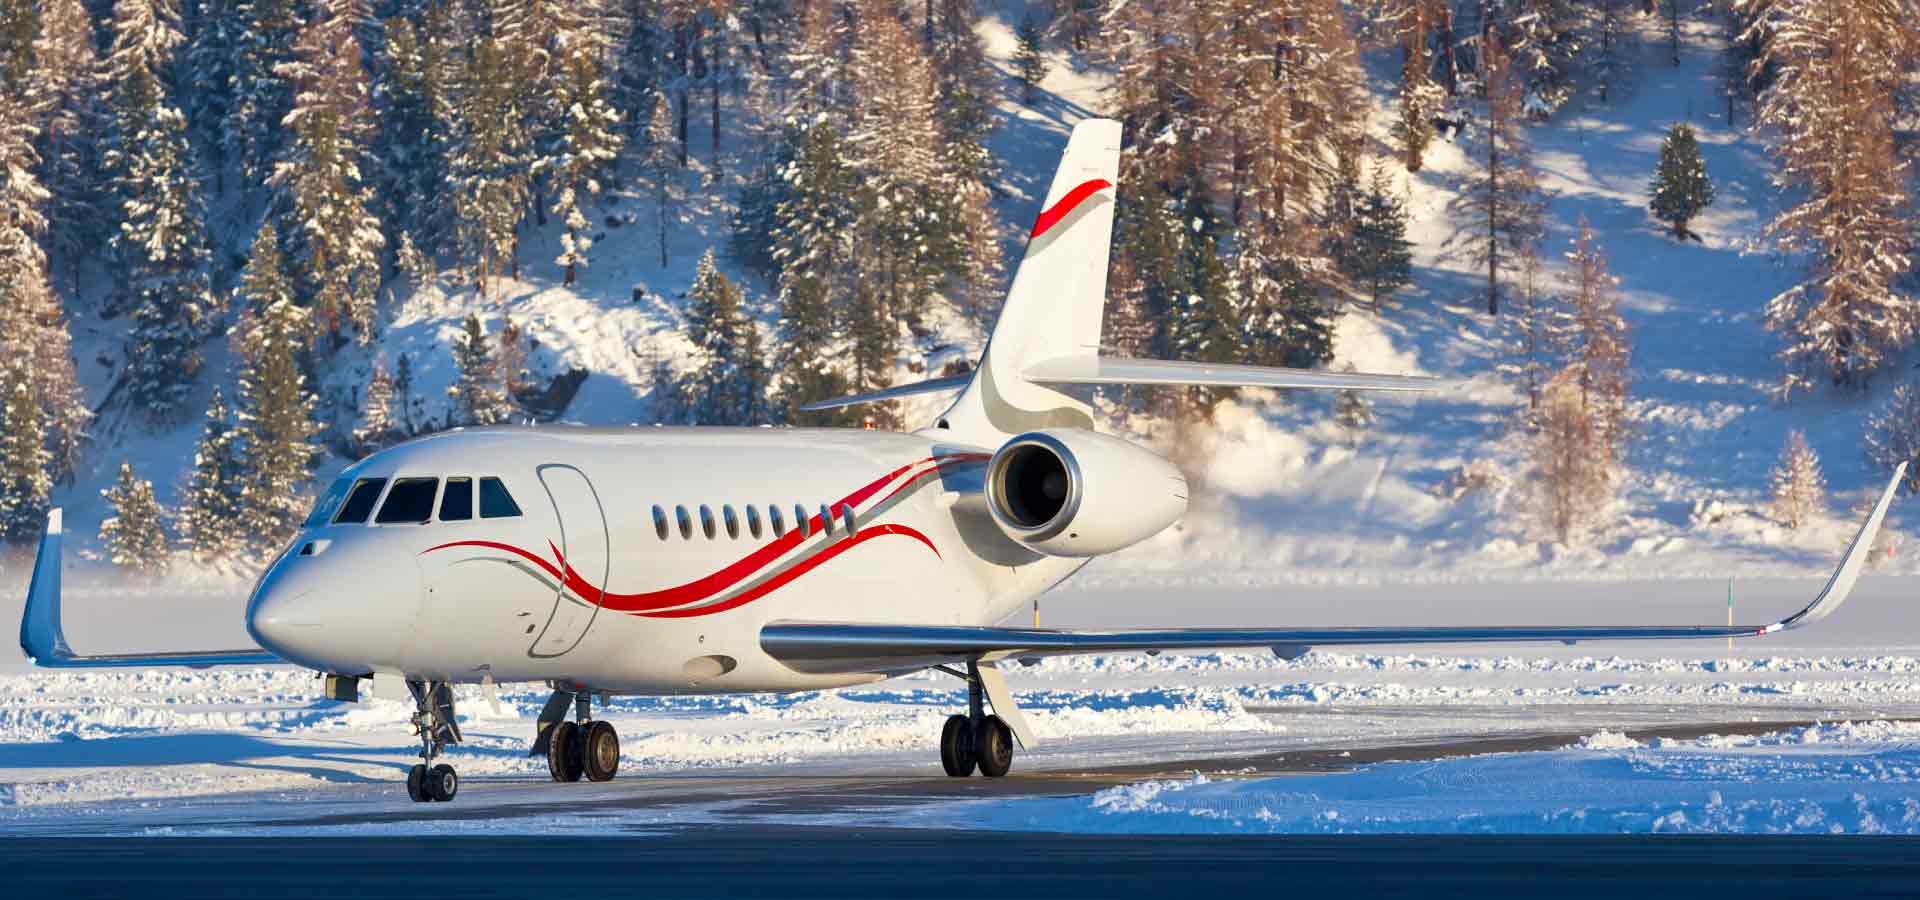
[799,373,972,412]
[761,465,1904,677]
[18,509,279,669]
[1022,356,1453,393]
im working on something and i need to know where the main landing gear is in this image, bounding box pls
[405,680,462,802]
[533,685,621,783]
[937,662,1015,778]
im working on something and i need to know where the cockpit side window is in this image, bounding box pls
[304,476,354,527]
[440,477,474,521]
[479,477,522,518]
[376,478,440,524]
[334,478,388,524]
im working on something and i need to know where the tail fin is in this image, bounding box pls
[937,118,1121,441]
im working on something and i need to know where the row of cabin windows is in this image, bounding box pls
[327,475,524,526]
[651,502,855,542]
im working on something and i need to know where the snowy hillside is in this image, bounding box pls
[8,2,1917,602]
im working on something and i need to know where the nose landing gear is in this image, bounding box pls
[937,662,1017,778]
[533,685,621,783]
[405,681,462,802]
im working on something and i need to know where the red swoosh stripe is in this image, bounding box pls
[421,453,988,615]
[638,525,939,619]
[1030,178,1112,239]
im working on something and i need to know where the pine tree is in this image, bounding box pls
[646,89,675,268]
[1345,162,1415,310]
[1013,15,1047,105]
[772,120,856,424]
[449,34,534,296]
[450,313,515,425]
[99,461,170,573]
[846,275,898,429]
[1649,122,1715,240]
[1502,0,1582,118]
[179,387,247,560]
[1750,0,1916,391]
[223,0,298,182]
[356,357,397,453]
[30,0,106,292]
[0,367,50,543]
[104,0,214,420]
[273,0,385,345]
[844,0,948,326]
[683,248,755,424]
[545,40,624,286]
[1445,38,1546,316]
[1865,381,1920,495]
[1769,429,1825,529]
[232,242,320,557]
[0,90,89,484]
[377,12,456,259]
[1394,2,1443,173]
[1591,0,1635,104]
[0,0,32,93]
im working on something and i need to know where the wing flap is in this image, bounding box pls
[1022,355,1454,394]
[763,465,1904,677]
[798,373,972,412]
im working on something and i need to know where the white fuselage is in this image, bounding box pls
[245,426,1086,694]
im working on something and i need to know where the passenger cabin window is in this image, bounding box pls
[676,505,692,539]
[440,477,474,521]
[699,505,716,540]
[652,505,669,540]
[304,477,354,527]
[479,477,521,518]
[795,505,809,538]
[819,504,834,536]
[376,478,439,524]
[769,505,786,537]
[746,506,762,539]
[723,505,740,539]
[334,478,388,524]
[839,504,855,535]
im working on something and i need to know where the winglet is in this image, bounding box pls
[19,508,74,663]
[17,507,279,669]
[1765,463,1905,634]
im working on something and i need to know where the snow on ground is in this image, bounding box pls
[901,721,1920,835]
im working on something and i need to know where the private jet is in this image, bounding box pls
[20,119,1903,802]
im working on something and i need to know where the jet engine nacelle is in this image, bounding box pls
[983,428,1188,557]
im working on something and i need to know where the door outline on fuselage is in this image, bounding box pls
[528,463,609,659]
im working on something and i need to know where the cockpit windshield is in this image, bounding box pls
[303,477,353,528]
[334,478,388,524]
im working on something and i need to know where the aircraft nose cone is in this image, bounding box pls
[246,540,423,672]
[247,587,323,663]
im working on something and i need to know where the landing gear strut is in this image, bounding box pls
[406,680,462,802]
[938,661,1014,778]
[533,685,620,783]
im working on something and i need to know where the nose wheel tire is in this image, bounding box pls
[939,714,976,777]
[547,720,584,783]
[582,720,620,782]
[407,764,429,802]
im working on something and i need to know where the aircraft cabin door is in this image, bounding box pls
[529,463,608,658]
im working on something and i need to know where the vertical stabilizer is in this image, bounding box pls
[936,118,1120,441]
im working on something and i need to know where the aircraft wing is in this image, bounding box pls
[763,464,1904,678]
[18,510,280,668]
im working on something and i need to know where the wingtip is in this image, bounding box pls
[46,508,62,536]
[1772,466,1904,632]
